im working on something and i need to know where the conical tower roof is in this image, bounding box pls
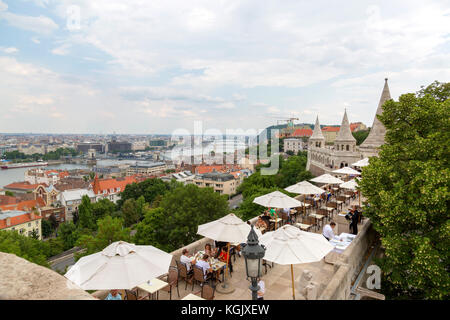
[310,116,325,140]
[360,78,391,149]
[335,109,356,143]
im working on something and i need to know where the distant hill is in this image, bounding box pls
[258,123,314,142]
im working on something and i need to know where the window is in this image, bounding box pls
[346,145,349,151]
[28,223,31,227]
[36,221,39,225]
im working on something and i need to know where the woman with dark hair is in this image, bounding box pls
[218,246,233,273]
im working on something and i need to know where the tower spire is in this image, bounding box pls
[335,109,356,142]
[310,115,325,140]
[360,78,391,149]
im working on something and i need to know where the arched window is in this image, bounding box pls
[346,145,349,151]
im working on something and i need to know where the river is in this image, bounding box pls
[0,163,89,189]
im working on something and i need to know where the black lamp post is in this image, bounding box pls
[242,225,266,300]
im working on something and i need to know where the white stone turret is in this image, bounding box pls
[334,109,356,152]
[360,78,391,155]
[309,116,325,148]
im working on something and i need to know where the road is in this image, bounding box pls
[228,193,243,209]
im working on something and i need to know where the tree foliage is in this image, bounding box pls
[352,129,370,145]
[359,81,450,299]
[117,178,174,208]
[75,216,130,260]
[0,231,50,267]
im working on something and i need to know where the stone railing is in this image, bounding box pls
[318,219,376,299]
[0,252,95,300]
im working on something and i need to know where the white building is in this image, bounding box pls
[59,189,96,221]
[284,138,304,154]
[307,79,391,175]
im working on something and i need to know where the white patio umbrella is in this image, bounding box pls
[310,174,344,185]
[340,178,362,206]
[197,213,262,294]
[352,158,369,167]
[64,241,173,290]
[259,225,334,300]
[284,180,325,195]
[332,167,361,175]
[285,181,325,215]
[339,179,359,190]
[253,190,304,208]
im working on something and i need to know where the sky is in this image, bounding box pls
[0,0,449,135]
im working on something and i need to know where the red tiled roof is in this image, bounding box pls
[4,182,41,190]
[0,212,42,229]
[292,128,313,137]
[0,198,45,211]
[92,176,137,195]
[195,164,241,174]
[322,126,340,132]
[0,195,19,205]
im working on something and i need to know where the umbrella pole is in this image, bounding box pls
[359,190,361,207]
[291,264,296,300]
[223,243,230,287]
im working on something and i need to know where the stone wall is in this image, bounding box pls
[0,252,95,300]
[318,220,376,299]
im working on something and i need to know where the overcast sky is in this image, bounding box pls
[0,0,449,134]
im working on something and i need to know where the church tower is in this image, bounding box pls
[309,116,325,148]
[334,109,356,153]
[359,78,392,157]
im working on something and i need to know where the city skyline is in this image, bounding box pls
[1,0,449,134]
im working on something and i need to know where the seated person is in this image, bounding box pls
[256,216,267,229]
[105,289,122,300]
[180,248,195,273]
[214,241,227,257]
[218,246,233,273]
[269,207,277,218]
[204,243,216,258]
[196,255,213,279]
[261,212,271,227]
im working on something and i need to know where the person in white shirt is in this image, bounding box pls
[322,221,337,241]
[257,278,265,300]
[180,248,195,272]
[195,255,213,279]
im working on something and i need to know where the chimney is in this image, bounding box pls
[6,217,11,227]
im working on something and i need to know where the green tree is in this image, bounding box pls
[352,129,370,145]
[77,195,96,230]
[0,230,50,267]
[121,197,145,227]
[58,221,79,251]
[117,178,172,208]
[4,190,14,197]
[134,184,228,252]
[75,216,130,259]
[358,81,450,300]
[41,219,54,238]
[91,198,116,221]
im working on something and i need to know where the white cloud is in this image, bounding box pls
[0,10,58,34]
[1,47,19,54]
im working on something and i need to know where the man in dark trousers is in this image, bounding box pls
[348,206,361,235]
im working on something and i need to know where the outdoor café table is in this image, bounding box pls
[308,213,325,231]
[295,222,312,232]
[182,293,205,300]
[194,251,226,282]
[329,233,356,253]
[270,217,282,228]
[136,278,169,300]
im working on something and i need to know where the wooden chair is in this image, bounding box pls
[262,259,272,274]
[201,284,216,300]
[280,211,289,226]
[326,201,338,217]
[317,208,329,221]
[125,289,138,300]
[192,265,212,291]
[161,268,180,300]
[176,260,193,290]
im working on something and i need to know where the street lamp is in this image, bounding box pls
[242,225,266,300]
